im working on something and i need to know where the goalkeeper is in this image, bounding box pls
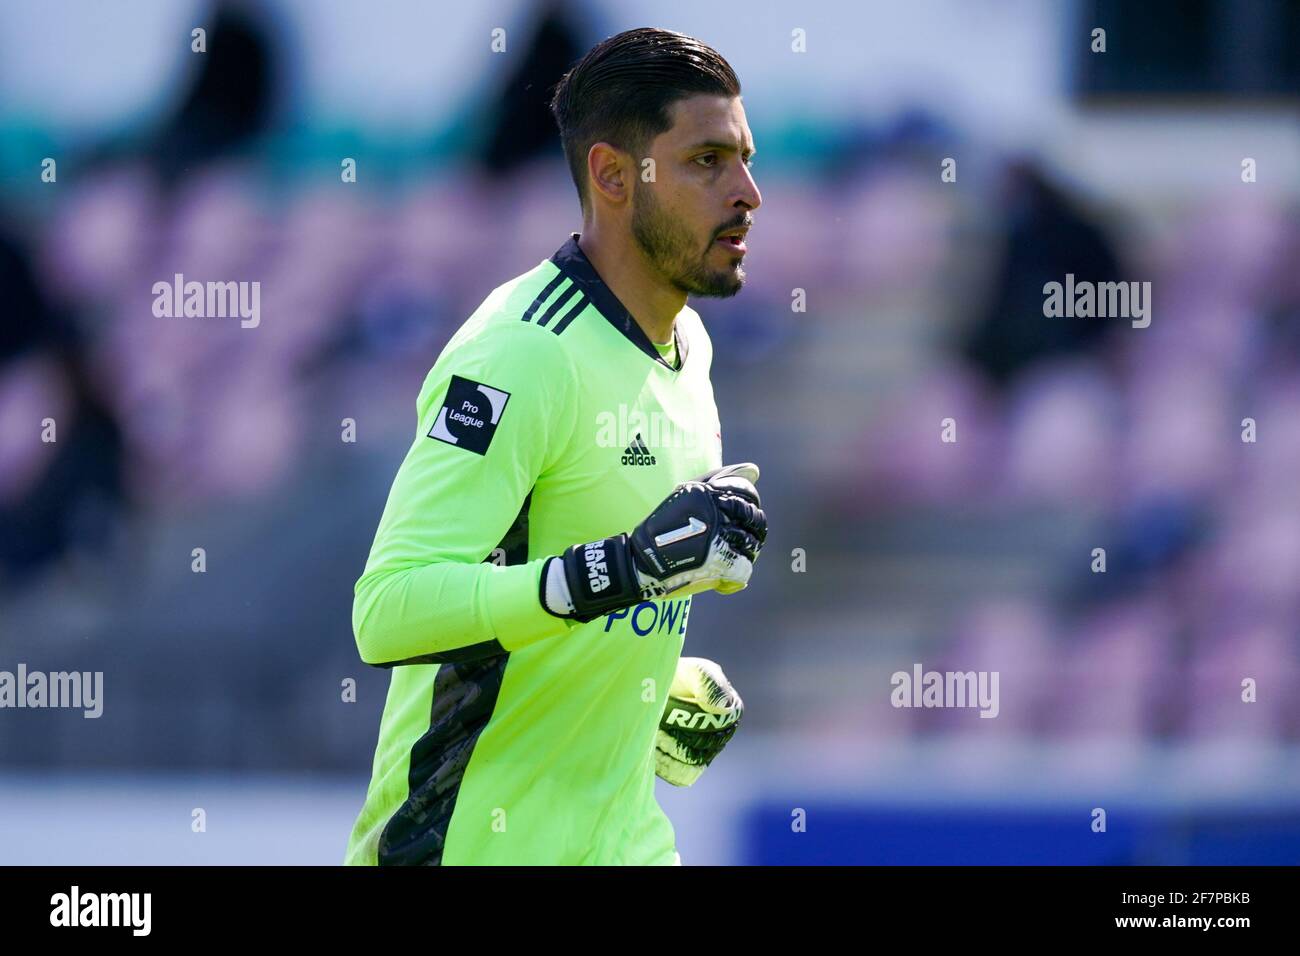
[345,27,765,866]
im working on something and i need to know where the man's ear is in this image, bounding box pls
[585,141,630,206]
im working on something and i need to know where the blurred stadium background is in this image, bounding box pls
[3,0,1300,864]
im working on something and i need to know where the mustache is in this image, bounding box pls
[714,216,753,239]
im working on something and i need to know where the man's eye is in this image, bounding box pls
[694,154,717,168]
[743,155,755,169]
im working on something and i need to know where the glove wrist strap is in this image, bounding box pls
[556,534,643,623]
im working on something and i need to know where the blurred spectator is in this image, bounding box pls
[960,159,1125,389]
[0,220,126,584]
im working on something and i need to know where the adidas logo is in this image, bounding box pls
[621,433,657,466]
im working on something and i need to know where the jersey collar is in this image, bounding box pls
[550,233,688,372]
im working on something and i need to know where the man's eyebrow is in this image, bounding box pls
[683,139,757,157]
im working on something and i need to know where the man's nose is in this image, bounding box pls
[732,162,761,211]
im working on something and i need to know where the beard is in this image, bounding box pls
[630,186,745,298]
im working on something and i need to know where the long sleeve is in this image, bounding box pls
[352,319,580,666]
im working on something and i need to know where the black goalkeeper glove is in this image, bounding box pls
[542,462,767,623]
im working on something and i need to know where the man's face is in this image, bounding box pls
[630,94,761,298]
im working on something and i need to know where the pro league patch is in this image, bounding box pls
[428,375,511,455]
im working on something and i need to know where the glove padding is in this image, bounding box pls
[655,657,743,787]
[550,462,767,622]
[685,463,764,596]
[631,461,766,599]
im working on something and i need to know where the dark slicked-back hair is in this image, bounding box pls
[549,28,741,214]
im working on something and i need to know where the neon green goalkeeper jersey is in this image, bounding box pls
[345,233,724,865]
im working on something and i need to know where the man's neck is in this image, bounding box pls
[577,228,685,345]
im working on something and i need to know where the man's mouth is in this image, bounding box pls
[714,227,749,255]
